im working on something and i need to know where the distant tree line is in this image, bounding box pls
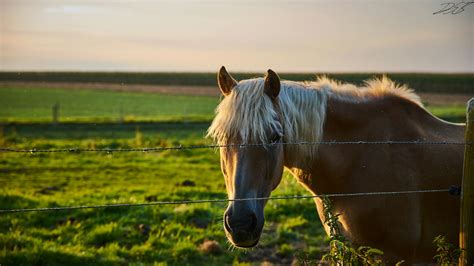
[0,71,473,94]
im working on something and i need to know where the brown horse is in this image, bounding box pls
[207,67,465,264]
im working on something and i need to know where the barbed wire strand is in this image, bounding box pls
[0,188,450,214]
[0,141,470,154]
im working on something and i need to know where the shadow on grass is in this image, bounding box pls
[0,194,39,210]
[1,249,117,266]
[2,122,210,140]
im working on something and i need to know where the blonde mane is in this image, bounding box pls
[207,76,422,161]
[309,76,422,105]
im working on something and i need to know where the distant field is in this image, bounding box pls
[0,86,219,123]
[0,86,469,123]
[1,71,473,94]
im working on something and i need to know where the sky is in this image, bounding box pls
[1,0,473,72]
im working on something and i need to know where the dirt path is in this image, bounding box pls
[1,81,472,105]
[0,81,221,97]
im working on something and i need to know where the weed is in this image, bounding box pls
[134,126,143,147]
[321,196,384,265]
[433,235,462,265]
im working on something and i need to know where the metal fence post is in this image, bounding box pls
[460,98,474,266]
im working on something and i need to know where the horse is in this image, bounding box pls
[207,67,465,264]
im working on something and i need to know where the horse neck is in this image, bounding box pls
[279,82,328,169]
[281,83,368,183]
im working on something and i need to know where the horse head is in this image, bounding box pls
[208,66,286,247]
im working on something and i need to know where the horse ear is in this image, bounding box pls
[218,66,237,96]
[264,69,280,100]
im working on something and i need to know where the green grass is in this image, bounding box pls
[0,124,327,265]
[0,87,219,123]
[0,83,468,265]
[0,86,468,124]
[424,104,466,123]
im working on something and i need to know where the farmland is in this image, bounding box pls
[0,87,219,123]
[1,72,473,94]
[0,122,327,265]
[0,85,470,124]
[0,76,472,265]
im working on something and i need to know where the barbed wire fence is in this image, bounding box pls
[0,140,470,154]
[2,100,473,262]
[0,140,468,214]
[0,189,455,214]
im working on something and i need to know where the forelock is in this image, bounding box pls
[207,78,282,145]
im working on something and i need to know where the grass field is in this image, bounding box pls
[0,123,326,265]
[0,83,470,265]
[0,86,469,123]
[0,87,219,123]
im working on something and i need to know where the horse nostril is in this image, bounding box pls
[224,214,232,233]
[224,211,258,233]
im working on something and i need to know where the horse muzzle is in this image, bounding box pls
[228,232,260,248]
[223,209,263,248]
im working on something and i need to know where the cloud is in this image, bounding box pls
[43,5,101,14]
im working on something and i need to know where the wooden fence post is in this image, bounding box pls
[52,102,60,124]
[460,98,474,266]
[119,104,124,124]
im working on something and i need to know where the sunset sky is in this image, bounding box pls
[1,0,473,72]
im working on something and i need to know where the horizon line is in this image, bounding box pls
[1,70,473,75]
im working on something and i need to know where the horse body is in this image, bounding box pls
[303,96,464,262]
[208,67,464,263]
